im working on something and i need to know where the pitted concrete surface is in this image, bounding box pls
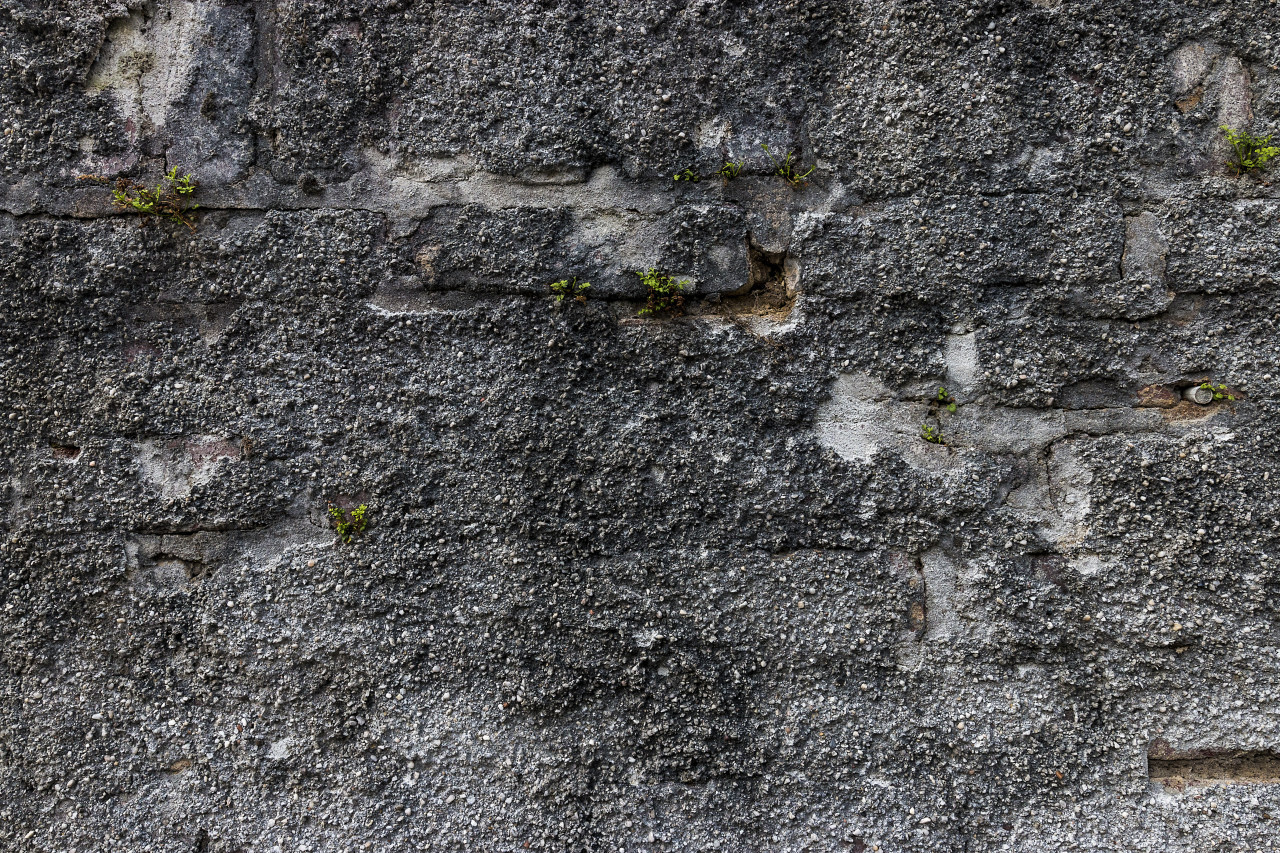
[3,2,1280,851]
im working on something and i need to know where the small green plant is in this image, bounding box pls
[717,160,744,181]
[550,277,592,304]
[761,144,815,188]
[673,167,701,183]
[1198,380,1236,402]
[329,503,368,543]
[79,167,200,228]
[636,268,688,317]
[1221,126,1278,175]
[937,386,958,413]
[921,423,945,445]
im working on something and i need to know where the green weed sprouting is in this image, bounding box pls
[761,144,815,188]
[636,268,688,317]
[550,277,592,304]
[1221,126,1278,175]
[1199,380,1236,402]
[329,504,368,544]
[78,167,199,228]
[717,161,744,181]
[937,386,958,413]
[673,167,701,183]
[923,387,956,443]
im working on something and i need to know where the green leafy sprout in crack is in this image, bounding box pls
[1222,126,1278,175]
[924,387,957,443]
[673,167,701,182]
[636,268,689,317]
[329,503,369,544]
[1199,380,1237,402]
[761,144,815,188]
[78,167,200,229]
[937,386,958,413]
[717,160,744,181]
[550,277,592,304]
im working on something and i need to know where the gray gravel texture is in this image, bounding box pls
[3,1,1280,851]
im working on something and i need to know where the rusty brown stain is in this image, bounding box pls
[907,601,925,635]
[1175,87,1204,112]
[1159,398,1238,422]
[185,437,243,467]
[1135,385,1179,409]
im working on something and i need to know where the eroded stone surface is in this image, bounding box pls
[2,2,1280,852]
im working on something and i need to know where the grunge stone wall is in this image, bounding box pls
[3,1,1280,851]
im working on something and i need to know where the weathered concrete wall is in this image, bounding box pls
[3,1,1280,851]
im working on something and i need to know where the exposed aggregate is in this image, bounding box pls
[2,1,1280,851]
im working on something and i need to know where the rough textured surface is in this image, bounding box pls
[3,1,1280,851]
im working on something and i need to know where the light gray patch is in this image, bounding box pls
[920,549,959,642]
[86,0,213,135]
[135,436,242,499]
[814,372,914,464]
[944,331,980,392]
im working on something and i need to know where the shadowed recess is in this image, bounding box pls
[1149,749,1280,789]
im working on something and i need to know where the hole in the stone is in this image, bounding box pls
[698,234,799,322]
[51,444,81,460]
[1148,744,1280,789]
